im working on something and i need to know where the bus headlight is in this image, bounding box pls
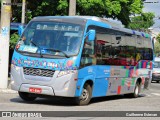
[11,64,21,73]
[57,70,76,78]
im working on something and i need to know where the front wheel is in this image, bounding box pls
[18,91,37,101]
[75,84,92,106]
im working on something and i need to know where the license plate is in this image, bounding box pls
[29,87,42,94]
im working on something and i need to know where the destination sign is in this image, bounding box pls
[36,24,80,31]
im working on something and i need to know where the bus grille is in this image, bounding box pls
[23,67,55,77]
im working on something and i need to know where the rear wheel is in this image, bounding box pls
[75,83,92,105]
[125,82,140,98]
[156,81,160,83]
[18,91,37,101]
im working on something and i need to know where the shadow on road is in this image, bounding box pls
[10,97,77,106]
[90,94,146,104]
[10,94,146,106]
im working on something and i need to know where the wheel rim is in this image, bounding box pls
[135,85,139,95]
[80,88,89,101]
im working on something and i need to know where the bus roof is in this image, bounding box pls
[32,16,151,38]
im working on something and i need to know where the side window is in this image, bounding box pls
[125,36,136,66]
[149,48,153,60]
[110,35,122,65]
[136,37,153,61]
[96,33,112,65]
[125,46,136,66]
[136,36,143,63]
[80,35,95,67]
[143,38,153,60]
[95,27,136,66]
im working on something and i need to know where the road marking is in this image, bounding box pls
[151,93,160,96]
[146,94,151,97]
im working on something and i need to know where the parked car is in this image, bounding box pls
[152,57,160,83]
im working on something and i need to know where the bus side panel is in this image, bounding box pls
[75,61,152,98]
[92,66,110,97]
[106,66,136,96]
[75,66,111,97]
[92,78,109,97]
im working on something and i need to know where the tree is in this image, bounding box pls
[11,0,144,27]
[10,32,19,49]
[128,12,155,31]
[154,33,160,57]
[11,0,68,23]
[76,0,144,27]
[156,33,160,43]
[154,41,160,57]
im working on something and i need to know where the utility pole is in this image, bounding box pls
[69,0,76,16]
[21,0,26,24]
[0,0,11,88]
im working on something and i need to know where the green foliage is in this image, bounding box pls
[128,12,155,31]
[57,0,68,11]
[11,0,144,26]
[156,33,160,43]
[77,0,143,26]
[12,0,68,23]
[154,41,160,56]
[10,33,19,50]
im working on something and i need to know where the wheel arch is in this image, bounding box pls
[136,78,142,85]
[75,75,95,97]
[135,77,142,93]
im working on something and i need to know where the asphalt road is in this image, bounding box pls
[0,82,160,119]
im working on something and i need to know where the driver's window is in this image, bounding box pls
[80,36,96,67]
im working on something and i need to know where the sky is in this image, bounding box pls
[143,0,160,34]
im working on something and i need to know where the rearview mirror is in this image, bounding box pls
[18,25,24,36]
[88,30,96,41]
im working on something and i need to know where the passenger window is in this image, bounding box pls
[96,34,112,65]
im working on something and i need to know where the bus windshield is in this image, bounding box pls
[17,21,84,57]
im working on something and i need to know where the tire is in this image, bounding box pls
[18,91,37,101]
[125,82,140,98]
[157,81,160,83]
[75,83,92,106]
[151,79,153,83]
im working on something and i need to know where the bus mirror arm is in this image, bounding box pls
[85,29,96,41]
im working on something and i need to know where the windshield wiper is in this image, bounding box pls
[30,40,43,58]
[42,48,70,58]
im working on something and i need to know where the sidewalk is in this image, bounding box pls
[0,79,18,93]
[0,89,17,93]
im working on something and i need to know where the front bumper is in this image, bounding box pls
[11,66,78,97]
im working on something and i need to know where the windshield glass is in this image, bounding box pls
[17,21,84,57]
[154,62,160,68]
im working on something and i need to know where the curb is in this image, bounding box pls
[0,89,18,93]
[0,79,18,93]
